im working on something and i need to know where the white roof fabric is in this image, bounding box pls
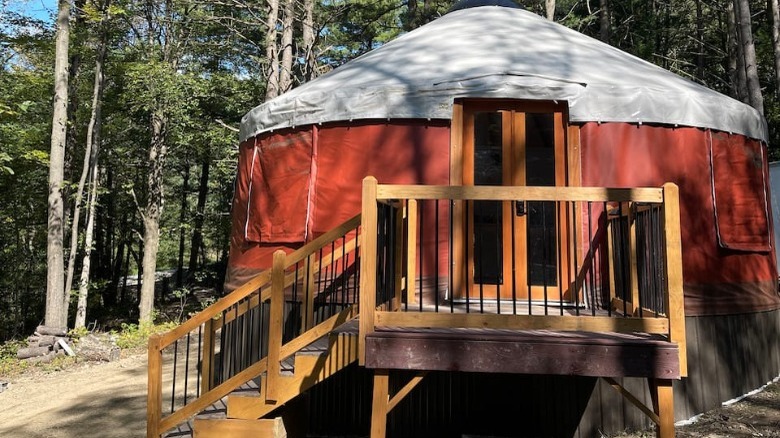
[240,6,768,143]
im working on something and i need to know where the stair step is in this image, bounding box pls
[193,417,286,438]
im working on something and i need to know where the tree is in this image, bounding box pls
[733,0,764,114]
[74,0,110,329]
[265,0,280,100]
[45,0,71,329]
[769,0,780,97]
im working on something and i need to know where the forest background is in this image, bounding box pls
[0,0,777,341]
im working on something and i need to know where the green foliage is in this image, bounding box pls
[0,341,29,376]
[113,320,177,350]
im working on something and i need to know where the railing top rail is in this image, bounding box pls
[375,184,664,203]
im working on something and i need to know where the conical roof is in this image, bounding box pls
[240,6,767,142]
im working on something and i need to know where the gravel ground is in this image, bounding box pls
[0,353,147,438]
[610,378,780,438]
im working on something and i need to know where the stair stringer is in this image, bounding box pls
[226,329,359,420]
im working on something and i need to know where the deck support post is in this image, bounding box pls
[370,370,390,438]
[649,378,675,438]
[370,369,428,438]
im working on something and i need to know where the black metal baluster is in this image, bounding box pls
[558,201,564,316]
[450,200,455,314]
[573,201,580,316]
[219,309,227,385]
[494,200,500,315]
[511,201,517,315]
[171,339,178,413]
[196,325,202,397]
[184,332,191,405]
[464,201,470,314]
[543,201,549,316]
[419,201,424,312]
[588,202,596,316]
[435,200,440,313]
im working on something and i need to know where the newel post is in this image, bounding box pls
[146,334,163,438]
[359,176,379,365]
[662,182,687,377]
[266,249,286,402]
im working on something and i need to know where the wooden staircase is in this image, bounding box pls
[224,320,358,422]
[190,321,359,437]
[148,215,362,438]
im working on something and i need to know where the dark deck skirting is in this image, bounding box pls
[365,327,680,379]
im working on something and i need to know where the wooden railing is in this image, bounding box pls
[358,176,686,376]
[147,215,361,438]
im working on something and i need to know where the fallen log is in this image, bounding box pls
[36,335,57,347]
[24,351,59,364]
[35,325,68,337]
[17,346,51,359]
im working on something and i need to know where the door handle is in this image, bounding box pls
[515,200,526,217]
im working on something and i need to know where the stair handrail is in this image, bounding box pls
[148,214,362,438]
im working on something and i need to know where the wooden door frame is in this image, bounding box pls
[450,99,579,302]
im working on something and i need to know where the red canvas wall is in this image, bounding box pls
[580,122,779,316]
[228,120,779,316]
[226,121,451,290]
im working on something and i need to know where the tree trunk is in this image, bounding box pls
[74,21,107,328]
[279,0,295,93]
[695,0,704,82]
[45,0,71,329]
[265,0,280,100]
[727,0,748,101]
[75,161,99,328]
[138,112,167,322]
[302,0,317,81]
[176,162,189,288]
[770,0,780,96]
[189,158,209,274]
[545,0,555,20]
[599,0,610,43]
[734,0,764,114]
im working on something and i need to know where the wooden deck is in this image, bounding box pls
[148,181,686,438]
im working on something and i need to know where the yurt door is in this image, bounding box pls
[460,101,568,301]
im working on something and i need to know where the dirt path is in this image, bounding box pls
[0,354,148,438]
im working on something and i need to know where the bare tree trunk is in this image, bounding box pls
[75,161,99,328]
[734,0,764,114]
[695,0,704,81]
[279,0,294,93]
[176,162,189,288]
[188,158,209,274]
[599,0,610,43]
[728,1,748,101]
[545,0,555,20]
[74,16,107,329]
[265,0,280,100]
[138,112,167,322]
[770,0,780,95]
[301,0,317,81]
[45,0,71,329]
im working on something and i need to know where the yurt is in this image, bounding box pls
[226,1,780,435]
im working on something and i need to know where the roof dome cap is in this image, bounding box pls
[447,0,523,13]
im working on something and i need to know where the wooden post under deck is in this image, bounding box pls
[650,379,675,438]
[370,370,390,438]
